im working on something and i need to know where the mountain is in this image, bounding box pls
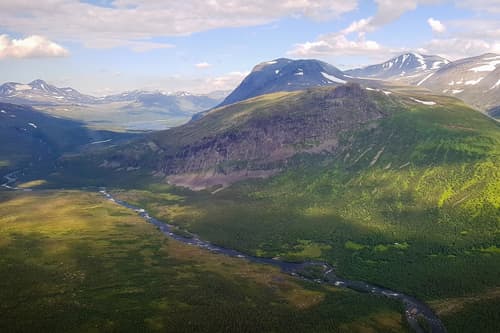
[81,83,452,189]
[47,79,500,333]
[418,53,500,116]
[101,90,221,113]
[0,80,226,131]
[218,58,352,107]
[0,79,98,105]
[345,52,450,80]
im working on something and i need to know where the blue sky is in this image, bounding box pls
[0,0,498,95]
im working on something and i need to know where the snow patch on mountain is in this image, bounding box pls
[469,59,500,72]
[15,84,32,91]
[321,72,346,83]
[417,72,434,86]
[490,79,500,90]
[465,77,483,85]
[411,98,436,105]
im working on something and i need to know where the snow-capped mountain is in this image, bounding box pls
[0,80,227,130]
[0,79,98,105]
[218,58,351,107]
[345,52,450,81]
[0,80,226,110]
[420,53,500,115]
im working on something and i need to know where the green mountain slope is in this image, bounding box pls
[58,84,500,332]
[83,84,404,189]
[0,102,133,175]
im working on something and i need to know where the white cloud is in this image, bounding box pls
[289,33,386,57]
[341,1,441,36]
[195,62,212,69]
[419,17,500,59]
[0,34,69,59]
[0,1,358,51]
[427,18,446,33]
[204,71,249,91]
[288,0,442,59]
[419,38,500,59]
[457,0,500,13]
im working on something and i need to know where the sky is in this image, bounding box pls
[0,0,499,95]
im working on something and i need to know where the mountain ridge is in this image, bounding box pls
[345,52,450,80]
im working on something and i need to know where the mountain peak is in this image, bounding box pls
[28,79,53,92]
[346,52,449,79]
[29,79,48,85]
[219,58,348,107]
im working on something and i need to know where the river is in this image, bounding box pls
[99,188,446,333]
[0,170,446,333]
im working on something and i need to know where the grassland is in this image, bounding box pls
[0,190,408,332]
[107,99,500,332]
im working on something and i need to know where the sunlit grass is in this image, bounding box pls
[0,191,408,332]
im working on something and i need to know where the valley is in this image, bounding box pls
[0,188,409,333]
[1,51,499,333]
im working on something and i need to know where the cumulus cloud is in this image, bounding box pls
[419,38,500,59]
[0,34,69,59]
[289,34,386,57]
[0,1,358,51]
[195,62,212,69]
[427,18,446,33]
[420,17,500,59]
[288,0,443,59]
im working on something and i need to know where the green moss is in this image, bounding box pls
[345,241,367,251]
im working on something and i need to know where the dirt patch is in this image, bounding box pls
[430,287,500,316]
[167,169,280,191]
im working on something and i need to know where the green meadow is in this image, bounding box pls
[0,190,408,332]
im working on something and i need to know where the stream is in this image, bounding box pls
[0,170,446,333]
[100,189,447,333]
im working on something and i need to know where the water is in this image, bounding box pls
[100,189,447,333]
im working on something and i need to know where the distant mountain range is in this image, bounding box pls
[0,80,228,131]
[0,79,226,107]
[0,79,97,105]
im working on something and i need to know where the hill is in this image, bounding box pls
[86,84,402,189]
[0,102,130,175]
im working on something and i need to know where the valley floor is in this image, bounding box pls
[0,190,408,332]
